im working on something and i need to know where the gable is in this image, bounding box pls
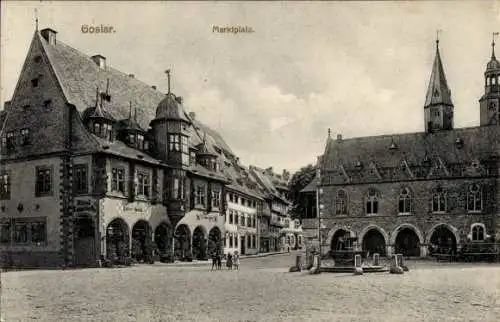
[2,32,71,158]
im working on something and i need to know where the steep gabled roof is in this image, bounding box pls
[27,29,268,199]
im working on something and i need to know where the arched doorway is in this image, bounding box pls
[208,227,222,256]
[154,222,173,258]
[330,229,350,251]
[131,220,153,263]
[362,229,386,256]
[192,226,207,260]
[174,224,191,261]
[395,228,421,257]
[429,225,457,255]
[74,215,95,266]
[106,218,129,261]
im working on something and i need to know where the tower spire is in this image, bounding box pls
[165,69,171,94]
[492,32,499,59]
[424,31,453,108]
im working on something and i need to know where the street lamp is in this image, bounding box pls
[316,168,322,265]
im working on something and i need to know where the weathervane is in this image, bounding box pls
[492,32,499,59]
[35,8,39,31]
[436,29,442,47]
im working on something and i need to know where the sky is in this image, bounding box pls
[1,1,499,174]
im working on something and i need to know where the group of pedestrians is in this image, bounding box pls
[211,251,240,270]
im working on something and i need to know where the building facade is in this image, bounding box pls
[302,39,500,258]
[0,27,297,267]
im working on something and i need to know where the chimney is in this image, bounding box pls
[266,167,273,175]
[40,28,57,45]
[337,134,342,141]
[128,74,135,78]
[152,85,157,90]
[189,112,196,120]
[175,96,183,104]
[91,55,106,69]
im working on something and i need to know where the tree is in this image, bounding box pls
[287,164,316,221]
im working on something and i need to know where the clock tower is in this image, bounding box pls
[479,33,500,126]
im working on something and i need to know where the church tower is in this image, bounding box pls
[424,37,454,132]
[479,33,500,126]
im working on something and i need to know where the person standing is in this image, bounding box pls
[211,252,217,271]
[226,253,233,270]
[233,251,240,270]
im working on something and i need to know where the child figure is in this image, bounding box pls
[233,251,240,270]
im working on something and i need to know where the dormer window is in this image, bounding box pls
[137,134,144,149]
[92,122,113,140]
[128,133,136,145]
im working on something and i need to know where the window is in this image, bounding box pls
[128,133,136,145]
[212,188,221,208]
[366,188,379,215]
[44,99,52,108]
[20,128,30,145]
[398,188,412,214]
[181,136,188,153]
[14,221,28,244]
[137,134,144,149]
[31,78,39,88]
[30,221,46,244]
[35,166,52,197]
[229,193,234,203]
[171,177,184,200]
[467,184,482,212]
[137,172,150,197]
[74,164,88,195]
[0,221,11,244]
[104,123,113,141]
[6,131,15,151]
[471,224,485,241]
[195,185,206,206]
[111,168,125,193]
[229,234,233,248]
[235,212,239,225]
[93,122,101,136]
[335,190,347,215]
[229,210,234,224]
[0,171,10,200]
[247,235,251,249]
[168,134,180,152]
[432,187,446,213]
[189,151,196,165]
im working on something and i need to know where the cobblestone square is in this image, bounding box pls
[1,254,499,322]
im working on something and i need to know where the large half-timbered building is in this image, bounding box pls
[0,27,300,267]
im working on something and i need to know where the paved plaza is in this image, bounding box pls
[1,253,499,322]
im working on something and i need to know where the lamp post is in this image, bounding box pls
[316,168,322,265]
